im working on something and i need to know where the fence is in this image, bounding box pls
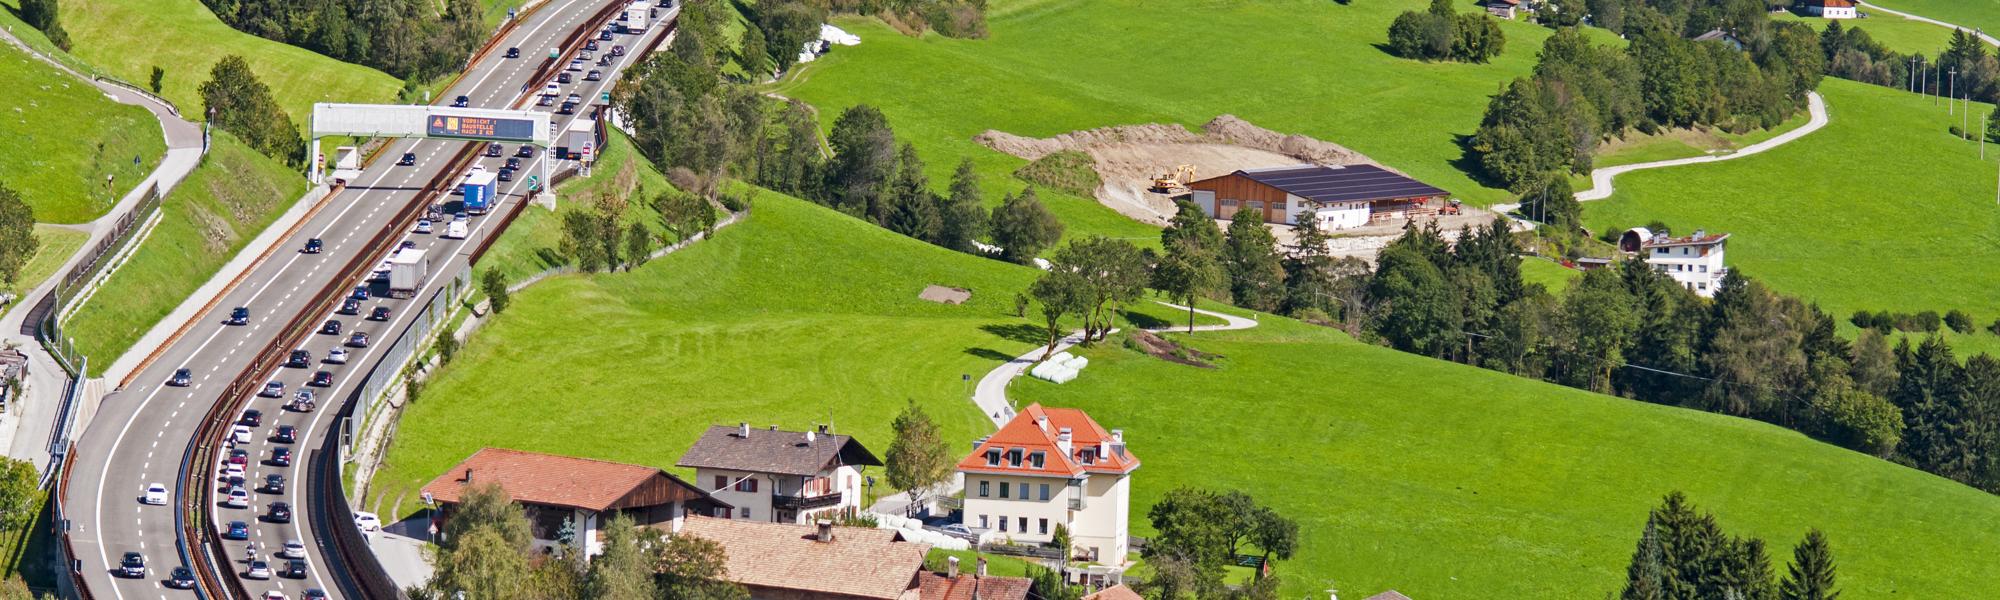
[30,183,166,376]
[349,267,469,456]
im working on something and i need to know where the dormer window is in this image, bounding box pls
[1029,452,1045,469]
[1078,448,1097,465]
[985,450,1001,466]
[1006,448,1024,467]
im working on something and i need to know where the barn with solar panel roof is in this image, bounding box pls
[1185,164,1454,232]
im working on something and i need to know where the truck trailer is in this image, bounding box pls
[622,1,649,32]
[388,248,430,299]
[460,171,498,215]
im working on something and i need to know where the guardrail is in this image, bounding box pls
[91,76,180,117]
[28,183,164,375]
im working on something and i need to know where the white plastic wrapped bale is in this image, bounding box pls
[1051,352,1075,364]
[1063,356,1089,370]
[872,520,970,550]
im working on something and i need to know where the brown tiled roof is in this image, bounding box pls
[677,516,927,599]
[1084,584,1144,600]
[677,425,883,477]
[916,571,1033,600]
[958,404,1139,478]
[421,448,719,513]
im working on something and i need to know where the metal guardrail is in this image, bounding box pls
[29,183,164,375]
[91,77,180,117]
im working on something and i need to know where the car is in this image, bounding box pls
[260,381,284,397]
[400,239,418,251]
[398,152,417,166]
[287,349,311,368]
[281,539,306,559]
[224,520,250,540]
[370,306,392,321]
[326,348,349,364]
[599,30,614,41]
[119,552,146,578]
[612,44,626,57]
[304,589,328,600]
[556,102,574,115]
[505,46,520,58]
[265,474,287,494]
[168,566,196,589]
[557,71,572,84]
[347,331,369,348]
[498,168,514,182]
[273,425,297,444]
[452,95,469,108]
[353,512,382,533]
[240,409,262,427]
[486,142,503,157]
[231,425,252,444]
[223,462,246,481]
[265,592,290,600]
[225,474,246,491]
[270,448,293,467]
[544,81,561,96]
[568,58,584,71]
[584,40,599,51]
[411,221,433,238]
[228,449,248,465]
[283,558,309,579]
[503,157,521,170]
[303,238,322,253]
[224,487,249,509]
[936,523,977,541]
[320,319,341,335]
[267,501,292,522]
[350,286,369,301]
[292,389,315,407]
[567,93,583,104]
[516,145,535,158]
[537,94,556,107]
[309,371,332,387]
[227,306,249,326]
[289,395,316,413]
[169,368,192,387]
[445,220,468,239]
[143,483,168,505]
[578,50,593,61]
[338,298,361,315]
[585,69,602,82]
[598,54,614,67]
[245,560,272,580]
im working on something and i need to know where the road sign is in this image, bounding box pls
[427,114,537,142]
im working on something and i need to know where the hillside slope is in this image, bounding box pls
[0,37,164,223]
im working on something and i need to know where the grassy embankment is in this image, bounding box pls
[1772,10,1957,56]
[3,226,87,303]
[1015,315,2000,599]
[64,131,305,366]
[0,34,164,224]
[1585,78,2000,356]
[1863,0,2000,40]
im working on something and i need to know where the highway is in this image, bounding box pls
[61,1,675,598]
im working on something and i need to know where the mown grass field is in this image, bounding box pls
[1773,11,1956,56]
[1517,256,1581,293]
[475,130,682,284]
[1584,78,2000,330]
[57,0,400,131]
[2,225,86,304]
[0,38,164,223]
[774,0,1604,245]
[1014,317,2000,599]
[65,131,304,367]
[1864,0,2000,41]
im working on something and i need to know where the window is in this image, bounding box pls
[1040,484,1051,501]
[1039,519,1049,534]
[1698,283,1709,291]
[979,515,989,528]
[979,481,990,497]
[1079,449,1096,465]
[1000,482,1011,499]
[984,450,1000,466]
[999,516,1009,532]
[1221,199,1238,207]
[1019,517,1028,532]
[1699,265,1708,273]
[739,507,751,519]
[1029,452,1045,469]
[714,476,726,491]
[1007,449,1024,467]
[735,478,757,493]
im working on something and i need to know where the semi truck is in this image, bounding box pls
[460,170,497,215]
[622,1,649,32]
[565,119,596,161]
[388,248,429,299]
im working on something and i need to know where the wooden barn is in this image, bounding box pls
[1184,164,1451,232]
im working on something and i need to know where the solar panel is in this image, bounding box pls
[1237,165,1448,204]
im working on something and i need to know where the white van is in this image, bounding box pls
[444,220,469,240]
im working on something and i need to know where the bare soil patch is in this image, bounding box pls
[1126,329,1217,368]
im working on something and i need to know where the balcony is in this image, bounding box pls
[774,492,845,511]
[1068,497,1086,511]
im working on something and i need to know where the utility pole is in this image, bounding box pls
[1909,56,1917,94]
[1950,69,1958,115]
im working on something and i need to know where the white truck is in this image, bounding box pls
[622,1,650,32]
[388,248,429,299]
[565,118,596,161]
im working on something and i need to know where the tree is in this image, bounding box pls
[149,66,164,94]
[1946,309,1975,334]
[1849,329,1898,398]
[756,0,825,73]
[1151,236,1224,333]
[884,143,941,242]
[1369,242,1459,357]
[1049,237,1149,342]
[823,105,898,220]
[1563,267,1640,393]
[653,532,748,600]
[1223,215,1285,312]
[739,25,770,78]
[439,483,532,552]
[582,514,655,600]
[1471,78,1574,192]
[0,458,37,531]
[199,55,302,163]
[1026,565,1083,600]
[625,222,652,270]
[433,528,529,600]
[1521,175,1580,234]
[0,184,37,287]
[1049,524,1074,561]
[884,400,954,514]
[1778,529,1839,600]
[1988,106,2000,143]
[1029,264,1089,358]
[654,188,711,244]
[937,158,988,253]
[1161,201,1223,258]
[19,0,69,50]
[1620,519,1667,600]
[560,210,608,272]
[481,269,510,315]
[989,187,1064,264]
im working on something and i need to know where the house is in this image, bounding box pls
[1692,28,1746,51]
[1620,228,1730,297]
[1084,584,1144,600]
[958,403,1139,566]
[1799,0,1857,18]
[421,448,727,558]
[1185,164,1452,232]
[0,348,25,410]
[675,516,1030,600]
[677,423,883,524]
[1479,0,1521,19]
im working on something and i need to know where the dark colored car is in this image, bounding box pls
[584,40,599,51]
[168,566,196,589]
[505,46,520,58]
[286,349,311,368]
[226,307,249,326]
[347,332,369,348]
[516,145,535,158]
[270,448,293,467]
[557,102,575,115]
[170,368,192,387]
[309,371,333,387]
[599,30,614,41]
[370,306,391,321]
[267,501,292,523]
[119,552,146,578]
[585,70,602,82]
[350,286,369,301]
[305,589,329,600]
[537,94,555,107]
[273,425,297,444]
[223,520,250,540]
[264,474,286,494]
[400,239,417,251]
[497,168,513,182]
[611,44,626,57]
[398,152,416,166]
[598,54,613,67]
[338,298,361,315]
[505,157,521,170]
[283,559,309,579]
[557,72,572,84]
[240,409,262,427]
[452,95,469,108]
[320,319,341,335]
[304,238,322,253]
[485,142,503,157]
[228,449,248,465]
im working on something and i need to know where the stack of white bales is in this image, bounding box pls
[875,513,971,550]
[1029,352,1090,384]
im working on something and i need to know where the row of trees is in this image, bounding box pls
[1471,21,1820,193]
[413,483,745,600]
[1847,308,1980,335]
[19,0,70,50]
[1140,488,1297,600]
[1386,0,1507,63]
[1823,22,2000,105]
[1618,492,1838,600]
[823,0,989,39]
[199,0,486,82]
[199,55,304,164]
[0,184,37,288]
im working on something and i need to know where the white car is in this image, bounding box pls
[543,82,559,95]
[264,592,289,600]
[232,425,253,444]
[326,348,349,364]
[444,220,468,240]
[415,219,433,234]
[282,540,307,559]
[224,487,250,509]
[353,511,381,533]
[223,463,246,481]
[143,483,169,505]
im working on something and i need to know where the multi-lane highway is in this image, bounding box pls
[63,1,674,598]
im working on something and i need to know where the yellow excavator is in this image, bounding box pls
[1149,164,1197,194]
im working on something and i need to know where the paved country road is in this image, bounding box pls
[1572,91,1830,202]
[971,301,1260,428]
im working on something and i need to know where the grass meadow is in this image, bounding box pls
[0,38,164,223]
[1772,11,1958,56]
[2,225,87,304]
[1863,0,2000,40]
[65,131,305,367]
[1014,316,2000,599]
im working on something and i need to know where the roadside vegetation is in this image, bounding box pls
[197,0,488,83]
[1863,0,2000,40]
[0,39,165,223]
[65,130,303,367]
[2,225,86,302]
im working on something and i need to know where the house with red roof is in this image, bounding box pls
[1799,0,1857,19]
[958,403,1139,567]
[421,448,726,558]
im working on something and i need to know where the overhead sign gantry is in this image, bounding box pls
[309,103,554,185]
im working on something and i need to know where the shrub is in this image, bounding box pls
[1011,151,1101,199]
[1849,310,1874,329]
[1915,310,1942,332]
[1946,309,1975,334]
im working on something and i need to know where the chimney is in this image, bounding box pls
[1035,415,1049,433]
[977,556,988,577]
[738,422,749,438]
[463,468,473,484]
[946,555,960,579]
[815,519,834,543]
[770,424,779,431]
[1056,428,1073,455]
[1112,429,1124,443]
[818,424,830,434]
[1099,440,1109,461]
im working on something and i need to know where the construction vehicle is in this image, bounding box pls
[1439,199,1463,215]
[1149,164,1197,194]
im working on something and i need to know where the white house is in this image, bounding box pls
[1800,0,1858,19]
[677,423,882,524]
[1622,228,1730,297]
[421,448,726,559]
[958,404,1139,567]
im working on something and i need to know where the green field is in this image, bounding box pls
[2,225,87,303]
[1584,78,2000,324]
[774,0,1610,244]
[1517,256,1581,293]
[0,39,164,224]
[1013,316,2000,598]
[1864,0,2000,42]
[57,0,400,131]
[474,130,684,284]
[1773,11,1957,56]
[65,131,305,368]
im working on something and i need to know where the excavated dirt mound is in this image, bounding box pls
[1127,330,1217,368]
